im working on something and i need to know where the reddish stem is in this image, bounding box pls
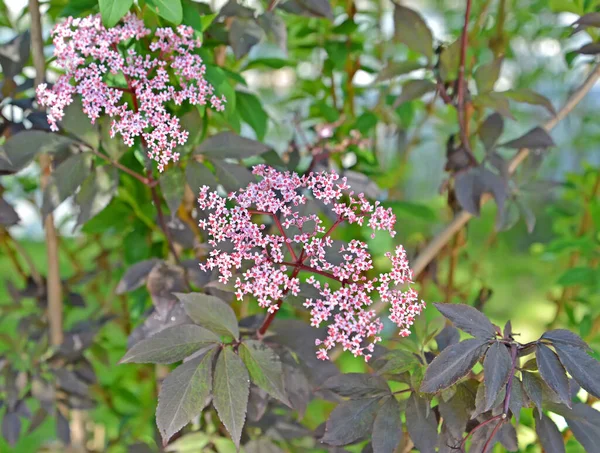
[482,419,504,453]
[249,210,298,261]
[460,414,503,451]
[257,266,301,337]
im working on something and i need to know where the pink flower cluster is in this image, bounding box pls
[197,165,425,361]
[36,14,225,172]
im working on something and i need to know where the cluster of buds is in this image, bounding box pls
[36,14,225,171]
[197,165,424,361]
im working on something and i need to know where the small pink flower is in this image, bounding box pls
[36,14,224,172]
[198,165,425,360]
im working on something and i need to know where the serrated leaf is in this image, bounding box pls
[213,347,250,449]
[393,5,433,61]
[455,166,508,217]
[406,393,437,453]
[435,324,460,352]
[146,0,182,24]
[157,348,216,442]
[434,303,496,339]
[120,324,219,364]
[522,371,544,416]
[474,58,503,93]
[483,342,513,411]
[421,338,488,393]
[374,350,419,376]
[322,373,390,399]
[542,330,591,351]
[438,383,475,438]
[503,89,556,116]
[473,382,505,419]
[99,0,133,27]
[535,411,565,453]
[509,379,525,423]
[160,166,185,215]
[563,403,600,451]
[372,396,402,453]
[478,113,504,151]
[239,340,290,405]
[322,397,381,446]
[500,126,555,149]
[536,343,571,407]
[176,293,239,339]
[552,343,600,398]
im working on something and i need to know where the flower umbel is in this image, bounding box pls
[197,165,425,361]
[36,14,225,172]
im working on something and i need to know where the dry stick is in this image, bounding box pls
[330,62,600,362]
[29,0,63,347]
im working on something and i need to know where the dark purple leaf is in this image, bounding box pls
[373,349,419,376]
[497,422,518,451]
[73,166,118,228]
[0,197,19,226]
[156,348,216,443]
[435,324,460,352]
[229,18,263,59]
[563,403,600,452]
[26,408,48,435]
[473,383,505,419]
[393,4,433,61]
[542,330,591,351]
[552,343,600,398]
[120,324,220,364]
[375,61,424,83]
[212,346,250,449]
[279,0,333,19]
[536,343,571,407]
[434,303,496,339]
[322,397,381,446]
[281,351,311,418]
[186,160,218,192]
[500,127,555,149]
[454,167,508,216]
[56,409,71,445]
[478,113,504,151]
[246,386,269,422]
[535,411,565,453]
[509,379,525,423]
[522,371,543,416]
[438,383,475,438]
[421,339,488,393]
[575,42,600,55]
[474,58,503,93]
[176,292,239,339]
[115,259,161,295]
[0,31,30,79]
[372,396,402,453]
[473,92,515,119]
[212,159,256,193]
[573,12,600,27]
[55,369,88,397]
[2,411,20,446]
[0,131,72,174]
[159,166,185,215]
[245,438,285,453]
[196,131,269,159]
[483,342,512,411]
[239,340,290,406]
[322,373,390,399]
[406,393,437,453]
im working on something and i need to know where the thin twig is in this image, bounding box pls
[29,0,64,347]
[456,0,476,164]
[481,419,504,453]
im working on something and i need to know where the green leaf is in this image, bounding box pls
[393,4,433,62]
[374,61,424,83]
[535,411,566,453]
[321,397,381,446]
[236,92,268,141]
[160,166,184,215]
[196,132,270,159]
[474,58,503,94]
[212,346,250,449]
[421,338,488,393]
[536,343,571,407]
[99,0,133,27]
[372,396,402,453]
[322,373,391,399]
[556,267,595,286]
[176,293,240,339]
[239,340,290,405]
[393,79,436,107]
[146,0,182,24]
[552,343,600,398]
[157,348,217,443]
[483,342,512,411]
[120,325,220,364]
[405,393,437,452]
[383,201,437,222]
